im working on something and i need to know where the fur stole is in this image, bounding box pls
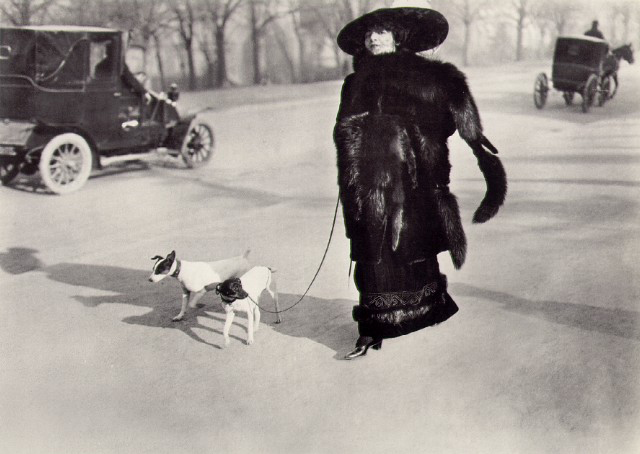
[337,51,506,262]
[335,112,467,267]
[335,112,415,252]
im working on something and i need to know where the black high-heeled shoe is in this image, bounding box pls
[344,338,383,360]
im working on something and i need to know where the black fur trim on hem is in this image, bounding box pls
[355,292,458,339]
[353,275,458,339]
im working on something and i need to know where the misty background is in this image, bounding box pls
[1,0,638,93]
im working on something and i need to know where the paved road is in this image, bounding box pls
[1,62,639,454]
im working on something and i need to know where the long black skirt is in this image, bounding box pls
[352,253,458,340]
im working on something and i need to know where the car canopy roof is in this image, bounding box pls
[4,25,120,33]
[1,25,122,85]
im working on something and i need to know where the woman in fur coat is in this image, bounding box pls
[334,7,507,359]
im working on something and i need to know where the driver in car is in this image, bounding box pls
[95,41,150,101]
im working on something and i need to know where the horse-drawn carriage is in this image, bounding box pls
[533,35,634,113]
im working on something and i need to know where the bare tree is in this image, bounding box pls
[487,19,513,62]
[152,32,168,90]
[108,0,172,89]
[144,4,172,91]
[541,0,577,36]
[610,1,636,44]
[637,5,640,48]
[307,2,347,73]
[247,0,291,85]
[337,0,380,21]
[200,0,242,88]
[530,10,552,58]
[447,0,489,66]
[529,0,574,58]
[196,28,216,88]
[498,0,532,61]
[284,0,307,82]
[1,0,57,25]
[307,0,379,76]
[271,22,297,82]
[513,0,529,61]
[52,0,113,26]
[172,36,188,81]
[170,0,198,90]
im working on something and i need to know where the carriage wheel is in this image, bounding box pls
[562,92,574,106]
[581,74,598,113]
[38,133,93,194]
[598,75,612,106]
[609,75,618,99]
[533,73,549,109]
[181,122,215,168]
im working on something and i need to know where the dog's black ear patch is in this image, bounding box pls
[218,278,248,299]
[155,256,173,274]
[230,279,249,299]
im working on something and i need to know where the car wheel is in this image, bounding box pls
[181,122,214,168]
[533,73,548,109]
[39,133,93,194]
[0,157,21,185]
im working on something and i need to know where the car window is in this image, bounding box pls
[0,29,36,78]
[90,38,117,81]
[35,32,86,88]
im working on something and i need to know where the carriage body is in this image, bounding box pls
[551,36,609,92]
[0,26,214,193]
[533,35,611,113]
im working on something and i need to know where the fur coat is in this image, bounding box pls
[334,51,506,268]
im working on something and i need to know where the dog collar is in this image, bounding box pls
[220,294,237,304]
[171,260,181,277]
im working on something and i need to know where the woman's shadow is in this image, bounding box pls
[450,283,640,341]
[266,293,356,358]
[42,262,355,353]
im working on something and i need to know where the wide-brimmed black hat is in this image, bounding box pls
[337,7,448,55]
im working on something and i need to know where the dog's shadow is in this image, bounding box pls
[43,262,356,353]
[44,262,242,349]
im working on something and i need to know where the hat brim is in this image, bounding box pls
[337,8,448,56]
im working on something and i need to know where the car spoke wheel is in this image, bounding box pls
[181,122,214,168]
[0,158,20,185]
[582,74,598,113]
[39,133,93,194]
[562,92,574,106]
[533,73,549,109]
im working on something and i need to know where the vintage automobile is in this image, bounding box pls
[533,35,610,113]
[0,25,214,194]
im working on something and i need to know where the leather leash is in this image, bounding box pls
[245,195,341,317]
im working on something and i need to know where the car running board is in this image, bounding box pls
[99,148,180,167]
